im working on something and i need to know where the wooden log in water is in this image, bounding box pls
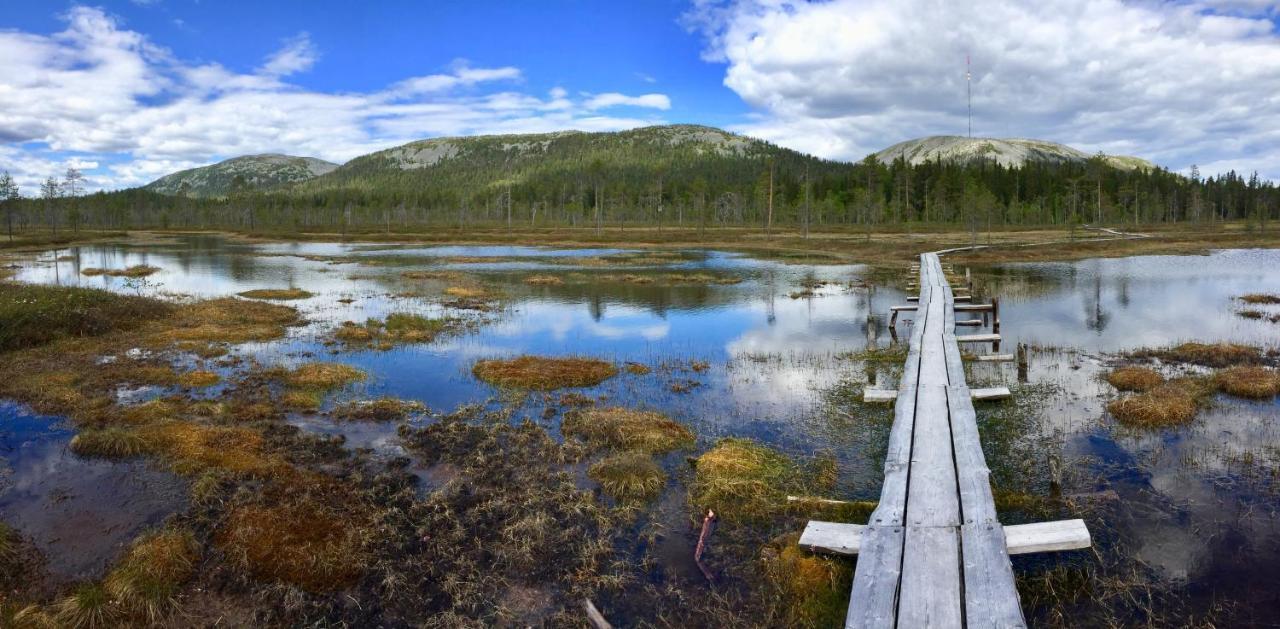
[970,386,1012,401]
[973,354,1016,362]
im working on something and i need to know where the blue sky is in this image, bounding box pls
[3,1,1280,191]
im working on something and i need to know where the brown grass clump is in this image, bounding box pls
[81,264,160,278]
[690,438,798,522]
[280,389,323,411]
[283,362,366,390]
[161,297,299,344]
[178,370,220,387]
[444,286,486,298]
[236,288,313,300]
[330,397,424,421]
[762,533,853,628]
[137,422,280,476]
[334,314,459,347]
[218,501,365,592]
[473,355,617,390]
[588,451,666,500]
[624,362,651,375]
[1215,366,1280,399]
[104,529,200,623]
[1105,366,1164,392]
[563,407,694,453]
[1107,378,1210,427]
[401,270,459,280]
[52,583,119,628]
[1135,342,1262,368]
[1238,293,1280,304]
[524,274,564,286]
[70,428,152,458]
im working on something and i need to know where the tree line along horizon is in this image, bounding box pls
[0,149,1276,238]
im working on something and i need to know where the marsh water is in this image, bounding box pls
[4,235,1280,623]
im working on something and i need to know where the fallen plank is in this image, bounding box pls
[862,389,898,403]
[954,303,994,311]
[970,386,1012,401]
[973,354,1015,362]
[800,519,1091,557]
[957,333,1001,343]
[956,318,983,326]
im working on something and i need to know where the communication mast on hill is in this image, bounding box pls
[966,53,972,138]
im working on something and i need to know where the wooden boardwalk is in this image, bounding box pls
[800,253,1089,628]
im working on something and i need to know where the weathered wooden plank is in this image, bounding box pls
[946,386,998,525]
[906,386,958,527]
[800,520,1091,557]
[898,526,963,628]
[846,525,904,628]
[891,305,918,312]
[957,333,1001,343]
[973,353,1015,362]
[954,303,994,312]
[961,523,1026,628]
[1004,519,1092,555]
[971,386,1012,401]
[799,521,865,555]
[953,295,973,302]
[955,318,984,326]
[863,389,898,403]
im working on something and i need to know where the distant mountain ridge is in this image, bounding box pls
[873,136,1153,171]
[145,154,339,198]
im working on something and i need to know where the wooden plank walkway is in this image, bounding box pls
[843,253,1029,628]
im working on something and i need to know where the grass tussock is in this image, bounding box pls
[52,583,119,628]
[524,274,563,285]
[283,362,366,390]
[1214,366,1280,399]
[1107,378,1212,427]
[1238,293,1280,304]
[562,406,694,453]
[178,370,220,387]
[81,264,160,278]
[0,284,173,353]
[236,288,313,300]
[444,286,486,298]
[1133,342,1263,368]
[761,534,853,628]
[473,355,617,390]
[104,529,200,623]
[218,500,365,592]
[1105,366,1164,392]
[334,313,460,347]
[330,397,424,421]
[690,438,799,522]
[70,427,152,458]
[161,297,300,344]
[137,421,280,476]
[588,451,666,500]
[624,362,652,375]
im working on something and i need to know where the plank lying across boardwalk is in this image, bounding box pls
[844,252,1025,628]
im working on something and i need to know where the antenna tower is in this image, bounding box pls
[966,54,972,138]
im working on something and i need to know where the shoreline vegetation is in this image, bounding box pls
[3,221,1280,267]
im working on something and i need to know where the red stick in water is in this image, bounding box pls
[694,509,717,583]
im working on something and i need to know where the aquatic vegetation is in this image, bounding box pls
[1107,378,1211,427]
[1214,366,1280,399]
[524,274,563,285]
[281,388,323,411]
[1238,293,1280,304]
[473,355,617,390]
[563,406,695,453]
[444,285,486,298]
[761,533,853,628]
[104,529,200,623]
[178,370,220,387]
[81,264,160,278]
[236,287,313,300]
[1133,342,1263,368]
[219,500,366,592]
[588,451,666,500]
[1105,366,1164,392]
[160,297,300,344]
[401,270,460,280]
[690,438,800,522]
[335,313,460,347]
[839,345,909,363]
[0,284,173,352]
[137,422,280,476]
[283,362,366,389]
[330,397,425,421]
[52,583,119,629]
[624,362,652,375]
[70,428,152,458]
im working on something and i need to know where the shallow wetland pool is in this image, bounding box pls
[2,235,1280,626]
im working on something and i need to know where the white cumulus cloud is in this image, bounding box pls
[686,0,1280,178]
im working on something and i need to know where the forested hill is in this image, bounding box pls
[295,124,847,206]
[145,154,339,198]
